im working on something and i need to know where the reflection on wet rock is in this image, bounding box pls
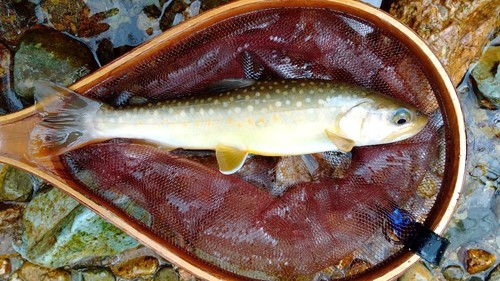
[110,256,159,279]
[16,188,138,268]
[13,27,98,102]
[486,264,500,281]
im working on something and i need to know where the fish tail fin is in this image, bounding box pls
[29,81,103,159]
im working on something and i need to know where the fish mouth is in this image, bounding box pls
[382,111,429,143]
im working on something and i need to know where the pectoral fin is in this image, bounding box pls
[325,129,355,152]
[215,144,248,174]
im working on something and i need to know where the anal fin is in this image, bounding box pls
[215,144,248,175]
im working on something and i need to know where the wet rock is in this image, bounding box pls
[41,0,118,38]
[443,265,465,281]
[110,256,159,279]
[398,261,433,281]
[464,249,496,274]
[0,43,23,113]
[0,258,11,278]
[0,165,38,201]
[388,0,500,86]
[0,0,37,48]
[13,26,98,103]
[16,188,138,268]
[177,268,196,281]
[486,263,500,281]
[154,267,179,281]
[81,268,115,281]
[9,262,70,281]
[471,45,500,107]
[0,203,24,229]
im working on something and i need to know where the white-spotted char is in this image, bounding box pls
[30,80,428,174]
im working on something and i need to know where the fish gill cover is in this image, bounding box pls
[58,7,445,280]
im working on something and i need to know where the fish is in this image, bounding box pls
[29,79,428,174]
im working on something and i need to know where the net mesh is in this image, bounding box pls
[58,7,447,279]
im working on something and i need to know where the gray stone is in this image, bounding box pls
[13,27,98,103]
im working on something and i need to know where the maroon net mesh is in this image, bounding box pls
[58,7,446,279]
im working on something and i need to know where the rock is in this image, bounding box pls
[398,261,433,281]
[15,188,139,268]
[0,258,11,278]
[13,26,98,103]
[154,267,179,281]
[110,256,159,279]
[177,268,196,281]
[471,45,500,107]
[81,268,115,281]
[0,0,37,48]
[41,0,118,38]
[0,203,24,229]
[9,262,70,281]
[0,164,38,201]
[442,265,464,281]
[388,0,500,86]
[464,248,496,274]
[486,263,500,281]
[0,43,23,113]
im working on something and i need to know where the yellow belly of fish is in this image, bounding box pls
[94,109,338,156]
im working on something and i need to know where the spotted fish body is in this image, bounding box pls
[30,80,428,174]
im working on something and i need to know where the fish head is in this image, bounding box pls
[338,96,428,146]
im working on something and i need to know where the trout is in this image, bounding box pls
[30,79,428,174]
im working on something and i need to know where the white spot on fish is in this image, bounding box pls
[285,100,291,105]
[208,109,215,115]
[199,108,205,115]
[213,100,219,105]
[318,99,325,105]
[301,82,306,87]
[223,102,229,107]
[255,100,260,105]
[180,110,186,117]
[255,92,261,97]
[189,107,195,113]
[236,94,242,99]
[245,95,250,100]
[275,101,282,107]
[305,97,311,103]
[247,105,254,112]
[229,97,234,102]
[234,107,241,113]
[168,108,174,114]
[296,101,303,107]
[266,94,271,99]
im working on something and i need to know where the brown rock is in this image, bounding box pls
[9,262,70,281]
[110,256,159,279]
[0,203,24,229]
[389,0,500,86]
[0,258,11,277]
[398,261,433,281]
[464,248,496,274]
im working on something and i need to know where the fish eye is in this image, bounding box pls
[392,108,412,126]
